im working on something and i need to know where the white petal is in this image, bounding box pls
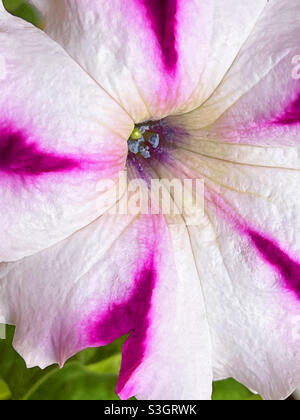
[29,0,266,122]
[0,9,133,261]
[0,208,212,400]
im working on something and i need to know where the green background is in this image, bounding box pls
[0,0,261,401]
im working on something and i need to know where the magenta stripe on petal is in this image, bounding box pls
[248,230,300,299]
[275,93,300,125]
[117,261,156,394]
[0,127,79,176]
[138,0,178,72]
[88,255,156,396]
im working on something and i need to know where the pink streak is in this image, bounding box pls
[247,229,300,300]
[275,92,300,125]
[86,254,157,398]
[137,0,178,72]
[0,126,79,176]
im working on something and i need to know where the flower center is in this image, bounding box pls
[128,123,161,160]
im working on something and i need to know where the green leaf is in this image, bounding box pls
[0,379,11,400]
[23,364,120,401]
[3,0,42,28]
[87,354,122,375]
[213,379,262,401]
[3,0,23,12]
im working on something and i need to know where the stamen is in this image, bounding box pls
[139,125,150,134]
[139,145,151,159]
[128,137,143,154]
[148,134,159,149]
[127,124,160,159]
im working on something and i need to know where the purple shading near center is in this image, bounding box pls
[248,230,300,299]
[138,0,178,72]
[275,93,300,125]
[89,255,157,395]
[0,127,79,176]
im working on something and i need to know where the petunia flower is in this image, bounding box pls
[0,0,299,400]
